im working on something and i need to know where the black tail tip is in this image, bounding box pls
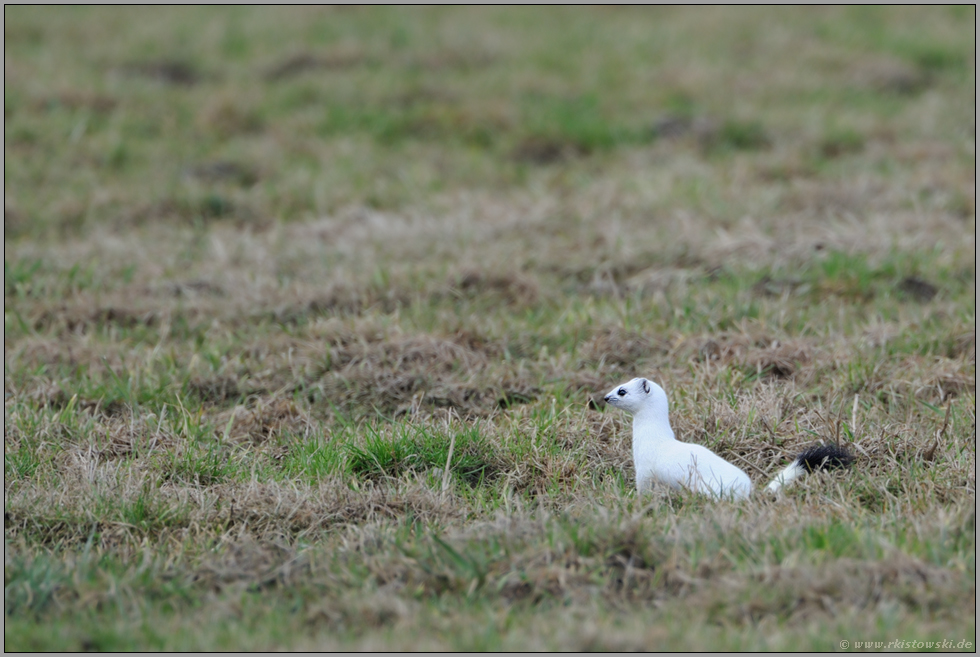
[796,444,854,473]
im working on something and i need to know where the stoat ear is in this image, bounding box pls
[642,379,650,394]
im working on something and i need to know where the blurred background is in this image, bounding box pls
[5,6,974,237]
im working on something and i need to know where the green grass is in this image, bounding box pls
[346,424,499,486]
[5,5,976,652]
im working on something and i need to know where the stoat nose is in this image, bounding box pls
[603,394,612,403]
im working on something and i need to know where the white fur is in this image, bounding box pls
[764,462,805,493]
[604,377,848,498]
[604,377,752,499]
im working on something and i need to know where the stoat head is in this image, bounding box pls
[603,377,669,418]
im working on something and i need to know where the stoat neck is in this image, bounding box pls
[631,408,675,444]
[630,407,676,491]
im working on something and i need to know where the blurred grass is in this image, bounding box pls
[5,6,974,234]
[4,5,976,652]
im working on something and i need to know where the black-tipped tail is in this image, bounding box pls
[795,444,854,473]
[765,443,853,493]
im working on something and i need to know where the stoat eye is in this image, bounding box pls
[617,388,626,396]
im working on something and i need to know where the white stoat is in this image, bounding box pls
[603,377,852,499]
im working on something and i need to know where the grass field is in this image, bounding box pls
[4,6,976,651]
